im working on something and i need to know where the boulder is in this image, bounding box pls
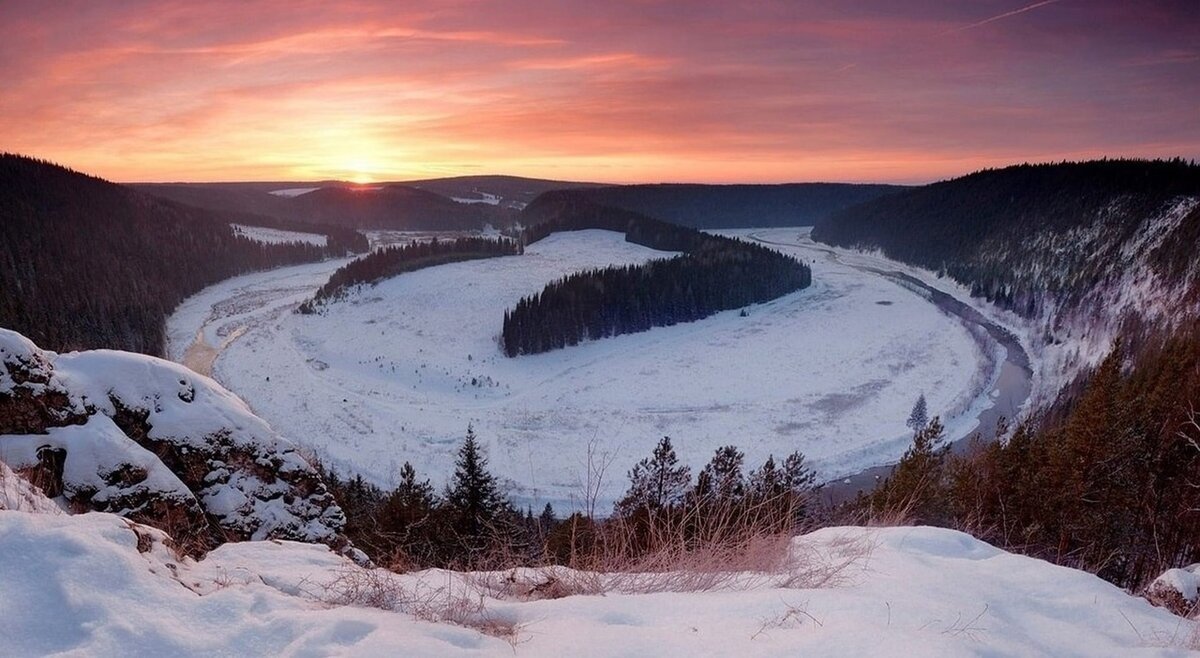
[1144,564,1200,618]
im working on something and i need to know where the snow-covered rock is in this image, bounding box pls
[0,328,345,549]
[0,512,1192,657]
[1146,564,1200,618]
[0,460,61,514]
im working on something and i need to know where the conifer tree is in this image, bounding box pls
[616,436,692,514]
[377,462,441,565]
[906,393,929,433]
[873,416,948,521]
[693,445,746,504]
[444,425,510,551]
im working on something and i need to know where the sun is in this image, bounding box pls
[339,157,379,185]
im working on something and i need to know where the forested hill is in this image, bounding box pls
[811,158,1200,394]
[0,154,351,355]
[567,182,904,229]
[135,181,513,230]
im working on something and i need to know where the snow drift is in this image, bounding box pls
[0,496,1193,656]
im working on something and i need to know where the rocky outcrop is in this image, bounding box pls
[1144,564,1200,618]
[0,328,346,553]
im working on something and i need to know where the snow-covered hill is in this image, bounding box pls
[0,493,1192,656]
[0,328,345,548]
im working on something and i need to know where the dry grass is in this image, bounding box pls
[320,566,522,644]
[751,599,823,640]
[470,495,873,598]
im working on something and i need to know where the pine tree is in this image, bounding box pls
[749,455,783,499]
[750,451,817,523]
[616,436,692,514]
[539,502,556,527]
[873,416,948,521]
[378,462,440,565]
[781,451,817,495]
[444,425,510,552]
[906,393,929,432]
[693,445,746,504]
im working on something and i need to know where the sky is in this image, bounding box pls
[0,0,1197,184]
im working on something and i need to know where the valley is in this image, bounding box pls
[167,228,1017,510]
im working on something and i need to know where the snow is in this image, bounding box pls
[1151,565,1200,611]
[167,229,989,510]
[0,327,344,543]
[232,223,327,247]
[0,461,62,514]
[0,505,1192,656]
[269,187,321,197]
[1,416,200,513]
[451,191,502,205]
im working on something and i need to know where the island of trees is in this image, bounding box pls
[502,195,812,356]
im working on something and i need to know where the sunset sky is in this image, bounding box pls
[1,0,1196,184]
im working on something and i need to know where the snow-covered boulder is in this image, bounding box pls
[1146,565,1200,618]
[0,328,344,550]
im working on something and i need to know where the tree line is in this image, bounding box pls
[0,154,363,355]
[300,236,522,311]
[231,215,369,254]
[812,158,1200,320]
[322,428,818,570]
[864,320,1200,591]
[501,237,811,356]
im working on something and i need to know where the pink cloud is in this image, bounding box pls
[0,0,1195,183]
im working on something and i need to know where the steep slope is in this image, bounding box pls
[811,159,1200,394]
[573,183,904,229]
[0,328,345,550]
[0,512,1191,656]
[0,154,353,355]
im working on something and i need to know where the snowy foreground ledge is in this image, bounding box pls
[1,504,1193,656]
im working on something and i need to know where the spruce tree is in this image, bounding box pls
[444,425,510,552]
[906,393,929,433]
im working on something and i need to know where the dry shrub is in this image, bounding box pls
[321,566,521,643]
[472,494,872,598]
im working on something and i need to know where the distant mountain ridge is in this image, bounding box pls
[571,182,905,229]
[134,181,510,230]
[135,178,905,232]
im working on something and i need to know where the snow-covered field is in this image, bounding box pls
[168,229,991,510]
[451,191,502,205]
[269,187,320,197]
[1,501,1192,656]
[232,223,327,247]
